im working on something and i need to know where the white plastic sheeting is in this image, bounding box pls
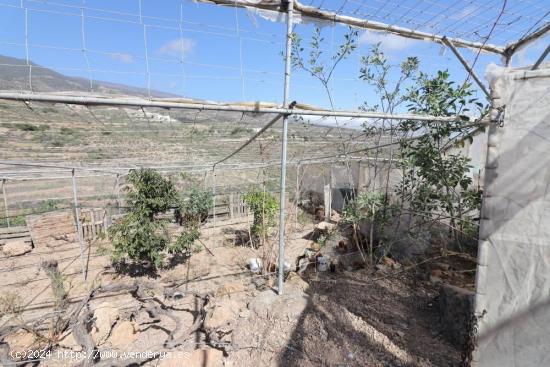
[474,65,550,366]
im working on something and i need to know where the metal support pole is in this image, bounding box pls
[2,179,9,228]
[0,92,462,122]
[277,0,294,295]
[212,167,217,240]
[115,174,122,215]
[442,36,491,100]
[71,169,87,282]
[295,163,300,235]
[532,44,550,70]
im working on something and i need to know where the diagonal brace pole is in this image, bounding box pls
[532,44,550,70]
[443,36,491,100]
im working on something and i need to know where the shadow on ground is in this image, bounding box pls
[279,270,462,366]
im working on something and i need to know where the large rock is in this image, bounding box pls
[109,321,138,349]
[58,331,83,352]
[204,299,242,330]
[2,240,32,257]
[315,221,337,231]
[91,302,119,345]
[439,284,475,347]
[4,330,43,360]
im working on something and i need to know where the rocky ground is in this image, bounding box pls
[0,214,468,367]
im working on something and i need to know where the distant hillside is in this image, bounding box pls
[0,54,177,97]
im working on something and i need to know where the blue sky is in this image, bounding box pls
[0,0,548,111]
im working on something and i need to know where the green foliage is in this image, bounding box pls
[178,186,213,225]
[342,192,391,224]
[290,26,358,91]
[0,215,25,228]
[243,190,279,240]
[343,192,396,263]
[37,199,61,213]
[110,212,168,267]
[173,186,212,255]
[125,168,177,219]
[108,168,177,268]
[170,225,200,255]
[397,70,485,245]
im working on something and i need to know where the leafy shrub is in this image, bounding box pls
[177,186,213,224]
[110,212,168,267]
[343,192,395,263]
[108,170,212,269]
[124,168,177,220]
[397,70,485,248]
[173,186,212,255]
[108,169,177,268]
[243,190,278,243]
[170,225,200,255]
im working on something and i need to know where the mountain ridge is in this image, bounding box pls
[0,54,178,98]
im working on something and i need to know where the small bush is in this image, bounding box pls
[177,186,213,224]
[110,213,168,267]
[124,168,177,219]
[170,225,200,255]
[243,190,279,242]
[108,169,177,268]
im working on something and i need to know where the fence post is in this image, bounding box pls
[212,167,217,241]
[115,173,122,215]
[2,179,9,228]
[71,169,87,282]
[277,0,294,295]
[229,193,234,219]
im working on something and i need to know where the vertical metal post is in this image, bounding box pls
[212,167,217,241]
[115,174,122,215]
[2,179,10,228]
[295,163,300,234]
[71,169,87,282]
[277,0,294,295]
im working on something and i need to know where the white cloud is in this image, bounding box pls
[358,31,416,51]
[110,53,134,64]
[158,38,195,57]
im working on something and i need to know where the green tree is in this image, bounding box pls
[397,71,485,248]
[359,44,419,196]
[108,168,177,268]
[177,186,213,225]
[243,190,278,246]
[173,186,213,255]
[124,168,177,220]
